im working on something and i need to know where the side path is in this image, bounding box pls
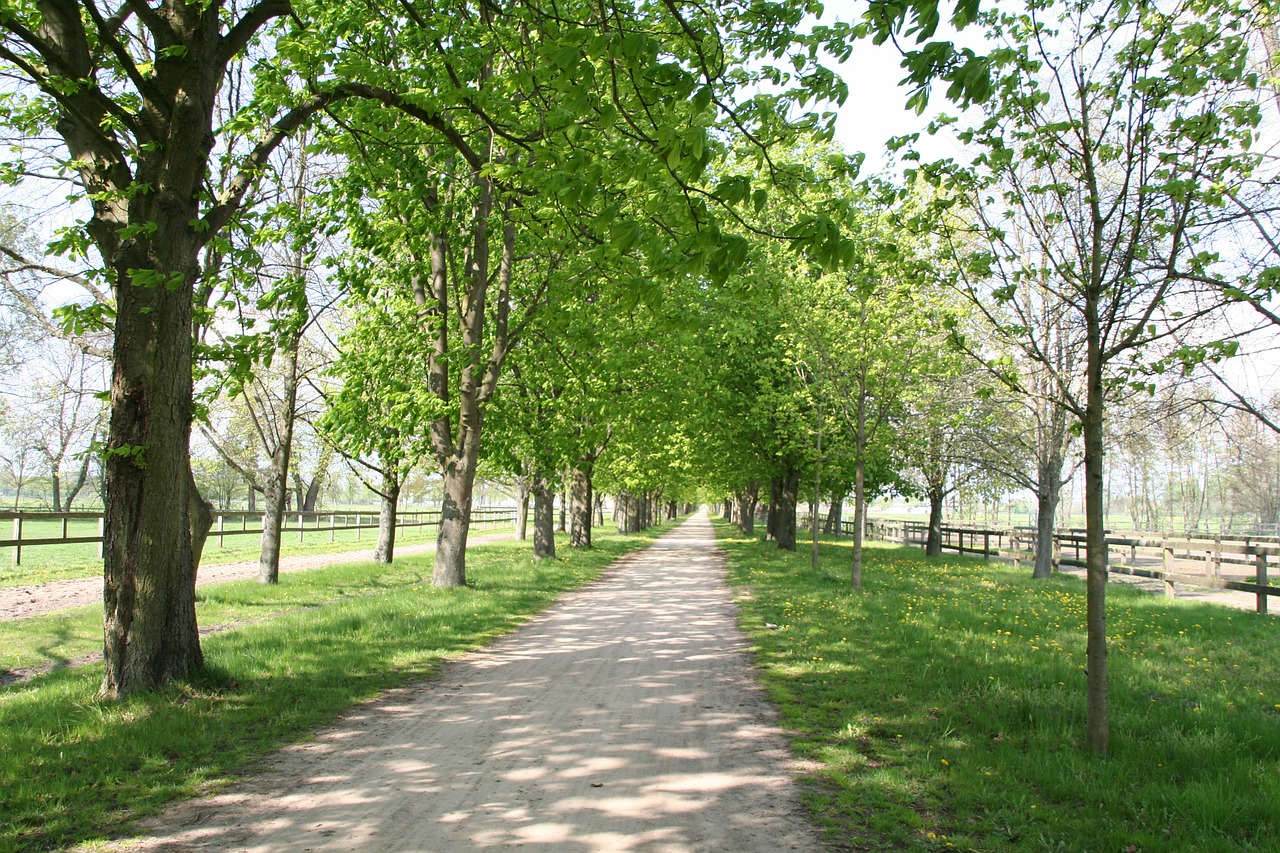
[1,533,509,621]
[106,511,827,853]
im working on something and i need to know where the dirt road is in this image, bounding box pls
[107,513,826,852]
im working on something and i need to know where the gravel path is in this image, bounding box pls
[0,534,507,621]
[106,512,826,853]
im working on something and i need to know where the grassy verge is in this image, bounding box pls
[0,518,514,588]
[0,522,672,853]
[714,520,1280,853]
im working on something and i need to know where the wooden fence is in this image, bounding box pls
[799,513,1280,614]
[0,507,516,566]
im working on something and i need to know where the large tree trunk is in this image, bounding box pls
[532,476,556,560]
[101,252,203,699]
[775,468,800,552]
[570,464,593,549]
[926,488,945,557]
[434,442,478,587]
[374,470,401,564]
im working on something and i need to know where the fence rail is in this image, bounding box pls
[0,507,516,566]
[798,513,1280,615]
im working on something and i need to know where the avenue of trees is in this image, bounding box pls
[1,0,1279,760]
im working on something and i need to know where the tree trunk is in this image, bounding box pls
[1083,306,1109,756]
[434,442,478,587]
[570,464,593,549]
[532,476,556,560]
[735,485,758,534]
[63,440,95,511]
[50,469,62,515]
[516,480,530,541]
[824,497,844,535]
[258,447,289,584]
[189,468,214,579]
[1034,486,1060,580]
[101,259,203,698]
[595,493,605,527]
[374,470,401,564]
[258,341,298,584]
[767,477,781,540]
[247,486,257,512]
[775,468,800,552]
[926,488,945,557]
[558,481,567,532]
[853,458,866,590]
[666,500,677,521]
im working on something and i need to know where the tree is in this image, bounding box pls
[923,0,1262,754]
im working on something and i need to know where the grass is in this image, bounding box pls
[714,520,1280,853]
[0,515,512,587]
[0,522,669,853]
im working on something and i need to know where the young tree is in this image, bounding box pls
[923,0,1262,754]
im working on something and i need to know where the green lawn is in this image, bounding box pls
[715,520,1280,853]
[0,522,667,853]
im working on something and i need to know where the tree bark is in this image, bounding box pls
[532,476,556,559]
[570,464,593,548]
[516,480,530,541]
[824,496,844,534]
[1084,304,1110,756]
[767,477,781,541]
[434,442,478,587]
[734,484,758,534]
[926,488,945,557]
[775,468,800,552]
[1034,483,1061,580]
[374,470,401,564]
[853,460,866,590]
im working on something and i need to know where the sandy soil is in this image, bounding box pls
[103,513,827,853]
[0,535,508,622]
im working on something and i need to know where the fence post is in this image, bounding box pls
[1163,544,1175,598]
[98,516,104,559]
[61,515,69,540]
[298,513,304,544]
[1212,538,1221,579]
[330,513,336,543]
[1012,532,1020,570]
[1257,552,1269,615]
[1052,535,1061,572]
[12,515,21,566]
[217,513,225,549]
[356,513,361,541]
[983,531,990,561]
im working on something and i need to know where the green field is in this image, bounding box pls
[716,520,1280,852]
[0,512,512,587]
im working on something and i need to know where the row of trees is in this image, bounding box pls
[2,0,1279,763]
